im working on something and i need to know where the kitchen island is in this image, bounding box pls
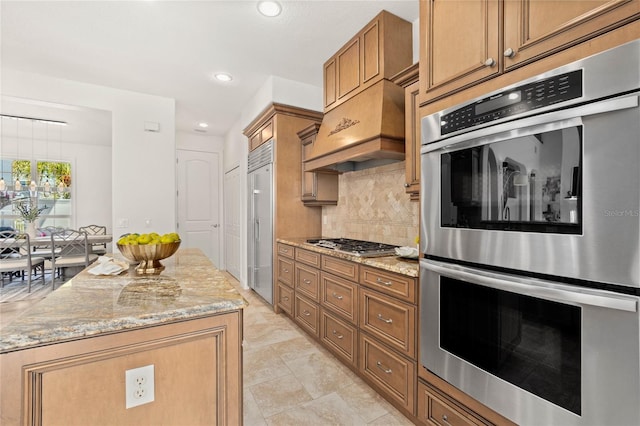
[0,248,247,425]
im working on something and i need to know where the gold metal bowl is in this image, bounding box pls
[117,241,181,275]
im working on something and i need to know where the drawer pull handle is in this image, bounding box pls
[376,361,392,374]
[377,313,393,324]
[283,296,289,301]
[332,292,343,300]
[282,248,289,253]
[376,278,392,287]
[332,330,344,339]
[283,269,289,273]
[303,279,311,284]
[303,310,311,316]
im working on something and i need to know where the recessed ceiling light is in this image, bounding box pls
[198,122,209,128]
[214,72,233,82]
[257,1,281,17]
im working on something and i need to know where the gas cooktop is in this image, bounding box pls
[306,238,399,257]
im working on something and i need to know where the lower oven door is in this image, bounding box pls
[420,258,640,426]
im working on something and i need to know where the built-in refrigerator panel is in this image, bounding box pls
[247,141,274,304]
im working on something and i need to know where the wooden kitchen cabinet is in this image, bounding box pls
[418,381,489,426]
[244,104,323,315]
[392,63,420,201]
[276,242,296,317]
[419,0,640,103]
[298,122,339,206]
[324,10,413,112]
[360,332,416,414]
[295,294,320,337]
[320,309,358,367]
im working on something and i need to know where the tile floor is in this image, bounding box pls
[232,276,415,426]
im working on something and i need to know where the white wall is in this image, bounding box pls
[1,69,176,236]
[223,76,323,288]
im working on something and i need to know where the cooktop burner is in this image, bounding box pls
[306,238,399,257]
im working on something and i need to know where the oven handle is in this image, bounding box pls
[421,258,638,312]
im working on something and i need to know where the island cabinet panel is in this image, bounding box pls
[1,313,242,426]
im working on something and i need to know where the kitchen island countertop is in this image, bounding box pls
[277,237,419,278]
[0,248,248,353]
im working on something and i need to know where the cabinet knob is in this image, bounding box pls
[484,57,496,67]
[504,47,516,58]
[403,183,410,188]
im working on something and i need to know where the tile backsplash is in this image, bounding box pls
[322,161,419,247]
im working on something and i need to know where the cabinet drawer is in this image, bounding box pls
[295,295,320,337]
[359,333,415,414]
[320,272,358,325]
[320,310,358,367]
[418,381,488,426]
[295,248,321,268]
[277,257,294,287]
[322,255,359,281]
[276,281,294,316]
[260,120,273,142]
[359,288,416,359]
[295,263,320,302]
[360,266,416,304]
[277,243,295,259]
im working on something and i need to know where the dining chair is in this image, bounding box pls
[33,226,66,259]
[44,229,99,288]
[0,231,46,292]
[79,224,108,255]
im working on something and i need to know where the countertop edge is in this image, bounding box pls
[276,238,419,278]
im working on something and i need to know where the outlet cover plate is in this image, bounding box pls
[125,364,155,408]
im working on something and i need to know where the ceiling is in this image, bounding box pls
[1,1,419,137]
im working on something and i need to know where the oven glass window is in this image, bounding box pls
[441,127,582,233]
[441,277,581,415]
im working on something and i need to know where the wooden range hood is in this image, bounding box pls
[304,79,406,172]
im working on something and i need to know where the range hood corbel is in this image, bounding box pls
[304,79,406,172]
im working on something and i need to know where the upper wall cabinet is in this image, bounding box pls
[324,10,413,113]
[420,0,640,103]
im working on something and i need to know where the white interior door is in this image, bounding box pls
[224,166,241,280]
[177,149,220,266]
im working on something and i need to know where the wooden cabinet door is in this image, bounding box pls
[405,79,421,200]
[504,0,640,70]
[420,0,501,102]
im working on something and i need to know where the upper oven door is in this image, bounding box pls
[421,93,640,287]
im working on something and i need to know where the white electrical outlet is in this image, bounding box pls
[125,364,155,409]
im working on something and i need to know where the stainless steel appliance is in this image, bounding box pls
[306,238,399,257]
[420,40,640,426]
[247,141,274,304]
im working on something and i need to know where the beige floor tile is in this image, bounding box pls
[249,373,314,418]
[336,378,398,423]
[265,392,367,426]
[243,315,305,350]
[268,333,323,363]
[243,388,268,426]
[285,351,357,399]
[244,345,293,387]
[367,410,415,425]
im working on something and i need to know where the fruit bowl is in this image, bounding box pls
[117,241,181,275]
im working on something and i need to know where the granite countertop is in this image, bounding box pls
[0,248,248,354]
[277,237,419,278]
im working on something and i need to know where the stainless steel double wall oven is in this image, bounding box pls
[420,40,640,426]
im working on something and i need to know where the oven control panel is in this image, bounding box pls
[441,69,583,135]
